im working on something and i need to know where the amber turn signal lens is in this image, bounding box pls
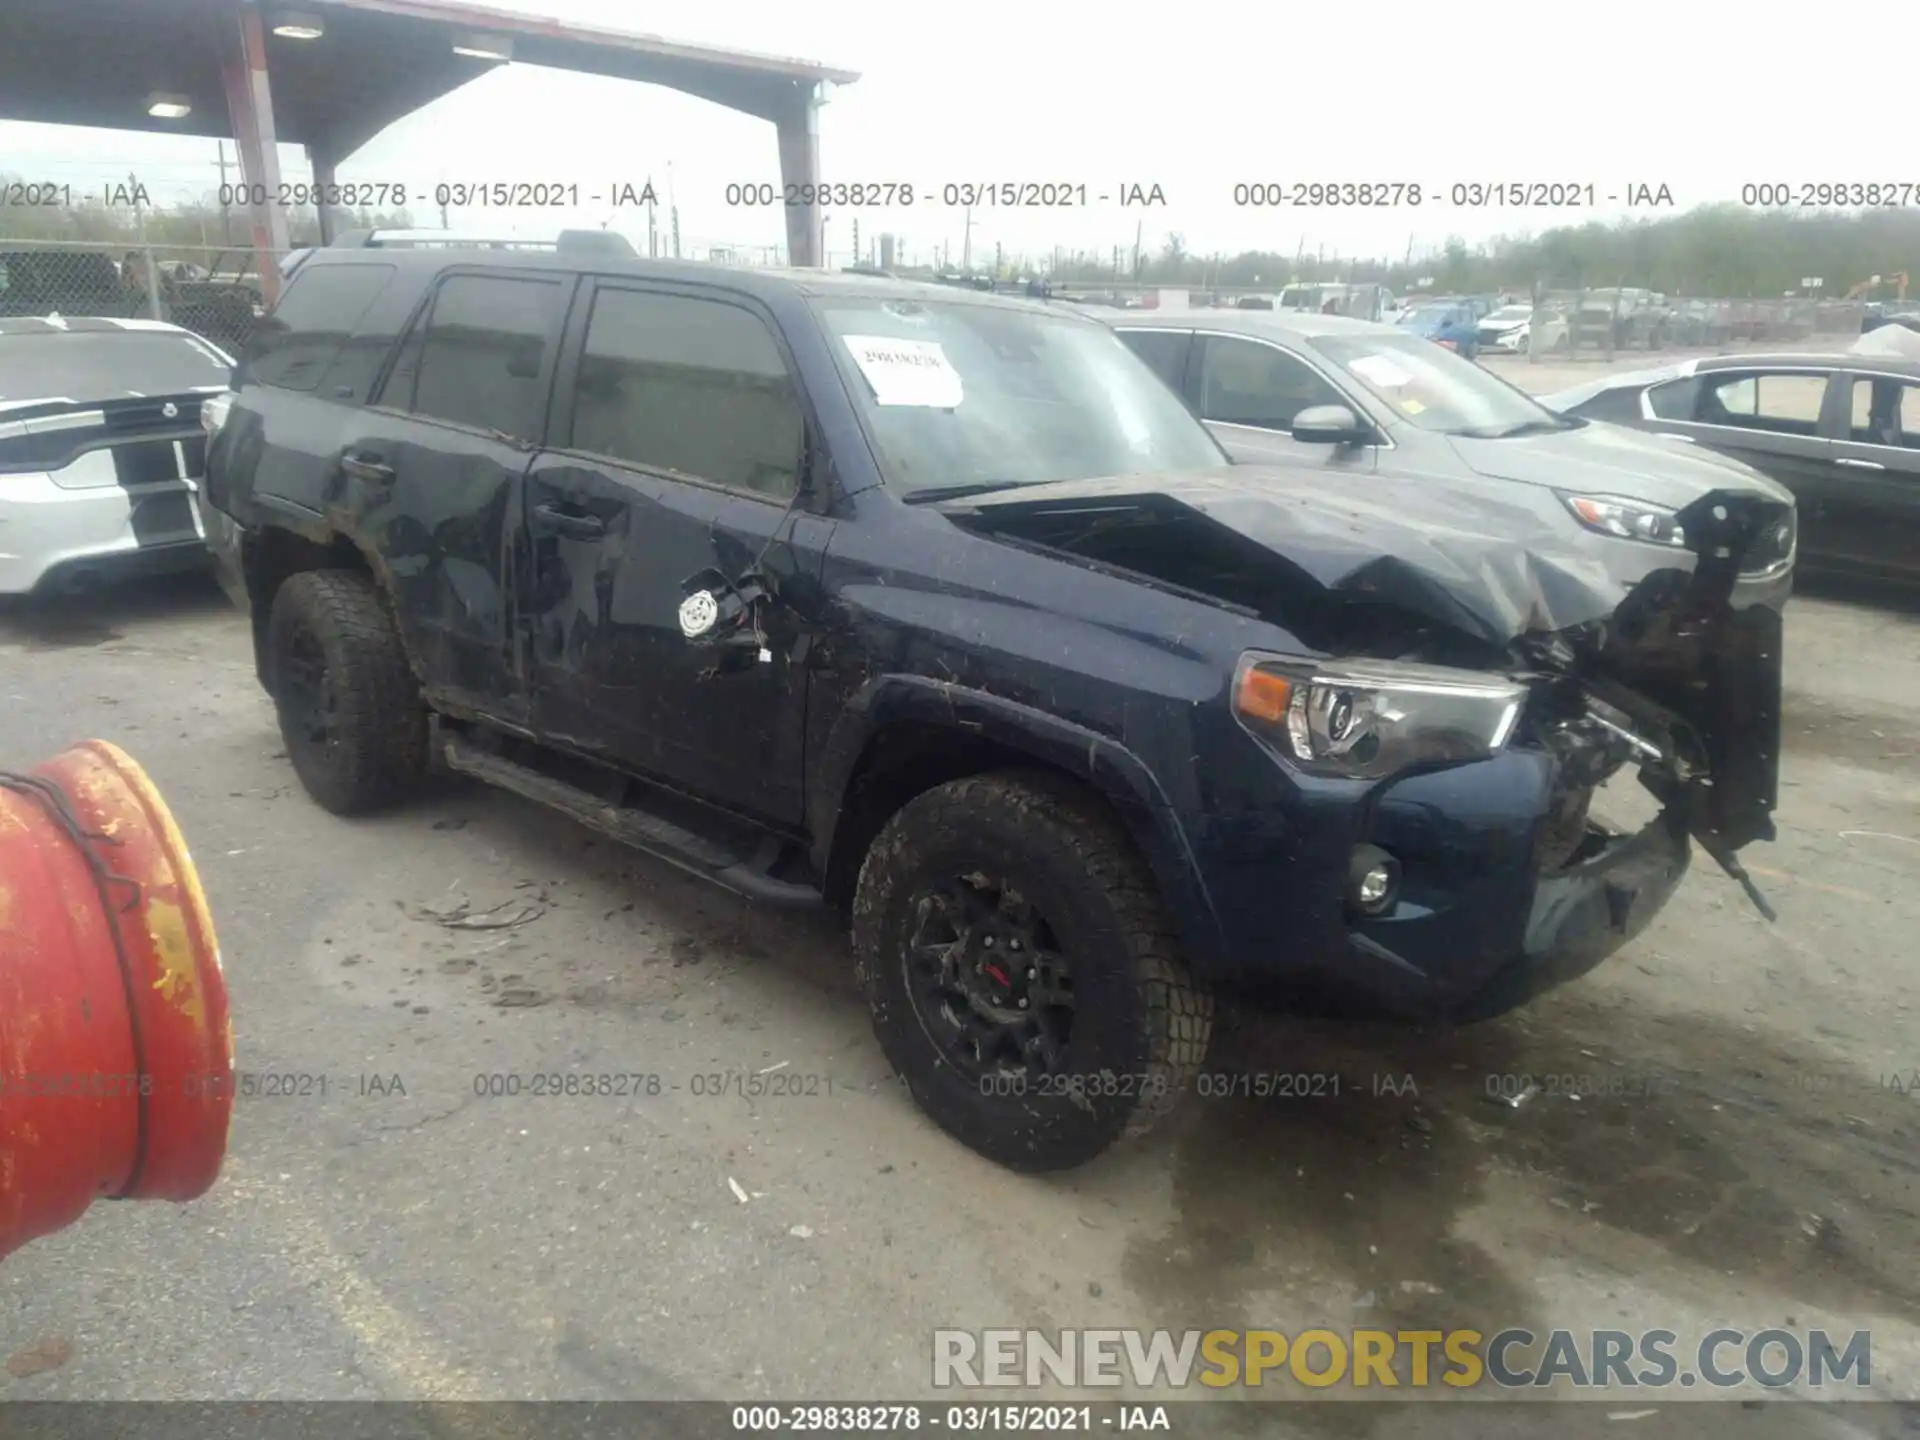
[1236,667,1293,725]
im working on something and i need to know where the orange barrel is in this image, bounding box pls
[0,741,233,1262]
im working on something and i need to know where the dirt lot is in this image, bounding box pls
[2,415,1917,1429]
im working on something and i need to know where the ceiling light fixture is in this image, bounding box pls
[451,32,513,61]
[271,10,326,39]
[146,93,193,119]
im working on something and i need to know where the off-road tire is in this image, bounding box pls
[853,770,1212,1172]
[266,569,429,815]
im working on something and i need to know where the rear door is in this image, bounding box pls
[346,267,572,724]
[1189,330,1382,469]
[1820,371,1920,581]
[214,259,402,522]
[518,279,823,824]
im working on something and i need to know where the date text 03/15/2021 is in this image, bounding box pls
[729,1404,1173,1433]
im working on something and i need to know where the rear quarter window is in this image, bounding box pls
[1646,376,1700,420]
[244,263,399,396]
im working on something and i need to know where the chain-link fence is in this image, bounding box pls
[1516,289,1869,362]
[0,239,280,355]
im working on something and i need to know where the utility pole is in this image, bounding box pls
[961,204,973,273]
[1132,219,1143,278]
[646,175,658,258]
[214,142,234,245]
[131,172,161,320]
[852,217,860,269]
[994,240,1002,278]
[668,162,681,259]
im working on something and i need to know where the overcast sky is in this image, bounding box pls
[1,0,1909,269]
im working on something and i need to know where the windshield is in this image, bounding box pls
[1486,306,1532,322]
[813,297,1225,496]
[0,329,232,405]
[1311,332,1565,436]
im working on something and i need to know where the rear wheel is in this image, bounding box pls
[852,771,1212,1172]
[266,569,429,815]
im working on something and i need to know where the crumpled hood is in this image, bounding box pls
[1447,422,1795,510]
[945,465,1645,647]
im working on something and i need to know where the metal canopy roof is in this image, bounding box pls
[0,0,860,162]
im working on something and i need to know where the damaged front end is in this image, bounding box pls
[944,473,1785,958]
[1509,491,1782,918]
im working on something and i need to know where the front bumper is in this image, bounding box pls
[1190,744,1695,1024]
[1405,811,1689,1023]
[0,472,206,596]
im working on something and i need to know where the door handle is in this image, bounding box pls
[1834,457,1886,470]
[340,451,394,483]
[531,503,606,540]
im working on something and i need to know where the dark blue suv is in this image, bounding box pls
[199,244,1784,1170]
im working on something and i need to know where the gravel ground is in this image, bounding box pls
[2,414,1917,1433]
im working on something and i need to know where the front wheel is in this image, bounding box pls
[852,771,1213,1172]
[266,569,429,815]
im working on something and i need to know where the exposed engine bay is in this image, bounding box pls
[942,474,1786,918]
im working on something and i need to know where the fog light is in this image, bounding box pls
[1348,844,1400,916]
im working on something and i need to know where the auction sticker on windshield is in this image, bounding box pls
[843,335,965,408]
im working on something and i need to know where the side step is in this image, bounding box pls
[441,736,823,910]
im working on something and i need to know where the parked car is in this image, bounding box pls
[0,315,233,596]
[1476,302,1569,355]
[1397,302,1483,358]
[160,248,272,350]
[1105,307,1798,608]
[203,250,1786,1171]
[1569,288,1670,351]
[1539,350,1920,587]
[1862,304,1920,336]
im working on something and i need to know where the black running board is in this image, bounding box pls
[441,736,823,909]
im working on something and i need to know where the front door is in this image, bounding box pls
[1190,331,1382,471]
[518,280,823,825]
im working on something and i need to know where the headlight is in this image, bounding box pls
[1559,492,1687,548]
[1232,655,1527,780]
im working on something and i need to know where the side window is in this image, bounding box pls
[389,274,561,441]
[244,264,396,392]
[1646,375,1700,420]
[1697,371,1828,434]
[569,288,804,500]
[1847,377,1920,449]
[1198,336,1347,431]
[1118,330,1192,396]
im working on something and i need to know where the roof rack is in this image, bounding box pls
[326,228,637,258]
